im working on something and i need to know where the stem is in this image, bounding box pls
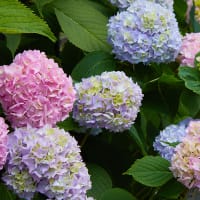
[129,127,148,156]
[157,81,169,111]
[80,133,89,147]
[149,188,159,200]
[146,77,160,84]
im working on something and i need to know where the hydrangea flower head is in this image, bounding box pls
[153,120,189,161]
[107,0,181,64]
[2,125,91,200]
[153,124,187,161]
[185,120,200,136]
[0,117,8,170]
[73,71,143,132]
[0,50,76,128]
[109,0,174,10]
[170,120,200,189]
[179,33,200,67]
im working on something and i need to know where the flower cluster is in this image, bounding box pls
[153,123,187,161]
[107,0,182,64]
[0,117,8,170]
[179,33,200,67]
[185,120,200,136]
[2,125,91,200]
[109,0,174,10]
[0,50,76,128]
[73,71,143,132]
[170,120,200,189]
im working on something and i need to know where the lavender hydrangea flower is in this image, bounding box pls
[73,71,143,133]
[153,120,190,161]
[109,0,133,9]
[107,0,182,64]
[2,126,91,200]
[109,0,174,10]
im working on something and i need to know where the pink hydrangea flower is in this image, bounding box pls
[170,120,200,189]
[179,33,200,67]
[170,134,200,189]
[0,50,76,128]
[185,120,200,136]
[0,117,9,170]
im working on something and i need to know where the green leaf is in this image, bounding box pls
[194,51,200,69]
[124,156,173,187]
[174,0,188,34]
[162,141,180,147]
[157,179,185,199]
[158,73,183,87]
[177,89,200,117]
[33,0,54,17]
[87,163,112,199]
[0,182,17,200]
[174,0,187,19]
[139,111,148,141]
[71,51,116,81]
[0,40,12,65]
[53,0,111,52]
[190,5,200,32]
[178,66,200,95]
[5,34,21,57]
[0,0,56,42]
[86,1,114,17]
[56,116,80,131]
[100,188,137,200]
[33,193,46,200]
[129,126,147,156]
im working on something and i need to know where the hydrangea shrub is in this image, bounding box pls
[0,0,199,199]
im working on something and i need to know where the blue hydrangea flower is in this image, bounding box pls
[107,0,182,64]
[109,0,174,10]
[73,71,143,133]
[2,125,92,200]
[153,121,190,161]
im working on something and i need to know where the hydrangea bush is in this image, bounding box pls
[0,0,200,199]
